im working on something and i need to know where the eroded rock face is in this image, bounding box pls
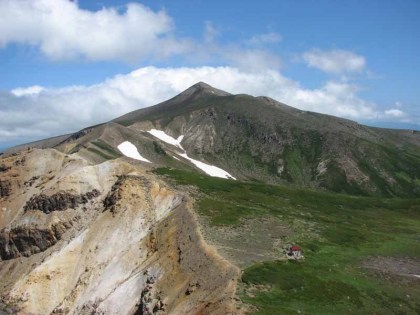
[0,150,241,314]
[103,175,149,214]
[0,220,75,260]
[102,176,125,214]
[24,190,100,214]
[0,181,11,198]
[135,275,166,315]
[0,164,11,173]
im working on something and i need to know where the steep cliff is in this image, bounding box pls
[0,149,240,314]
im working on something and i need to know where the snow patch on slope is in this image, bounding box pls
[147,129,236,180]
[147,129,184,149]
[179,153,236,180]
[117,141,151,163]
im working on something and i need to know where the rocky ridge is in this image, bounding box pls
[0,219,77,260]
[24,189,100,214]
[0,181,11,198]
[0,148,240,314]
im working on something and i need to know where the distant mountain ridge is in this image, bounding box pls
[6,82,420,197]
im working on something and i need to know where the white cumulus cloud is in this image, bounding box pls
[0,0,187,62]
[0,1,281,70]
[11,85,45,97]
[302,49,366,74]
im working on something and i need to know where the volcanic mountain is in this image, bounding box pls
[1,83,419,314]
[8,81,420,197]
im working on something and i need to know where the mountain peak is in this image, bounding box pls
[181,82,231,97]
[193,81,213,89]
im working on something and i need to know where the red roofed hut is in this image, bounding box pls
[288,245,302,258]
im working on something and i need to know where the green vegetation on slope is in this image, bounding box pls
[82,139,123,161]
[154,168,420,314]
[281,128,323,186]
[91,140,122,158]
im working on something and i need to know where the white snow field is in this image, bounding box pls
[117,141,151,163]
[178,153,236,180]
[147,129,236,180]
[147,129,184,149]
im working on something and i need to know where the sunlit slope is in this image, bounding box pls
[155,167,420,315]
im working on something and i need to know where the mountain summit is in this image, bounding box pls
[112,82,230,126]
[180,81,231,97]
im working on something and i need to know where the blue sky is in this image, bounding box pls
[0,0,419,149]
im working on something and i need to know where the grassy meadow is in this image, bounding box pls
[154,168,420,314]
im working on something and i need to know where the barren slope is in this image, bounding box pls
[0,149,240,314]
